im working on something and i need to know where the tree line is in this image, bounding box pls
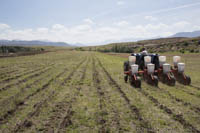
[0,46,44,53]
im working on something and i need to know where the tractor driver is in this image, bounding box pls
[140,47,148,55]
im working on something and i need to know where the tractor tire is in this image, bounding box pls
[168,76,176,86]
[129,76,134,86]
[185,76,191,85]
[153,76,159,87]
[124,61,129,71]
[135,78,141,88]
[124,75,128,83]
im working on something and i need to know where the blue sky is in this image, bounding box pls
[0,0,200,45]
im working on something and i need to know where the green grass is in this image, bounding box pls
[0,51,200,132]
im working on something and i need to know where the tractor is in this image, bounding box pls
[124,53,191,88]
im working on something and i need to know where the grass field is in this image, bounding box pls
[0,50,200,132]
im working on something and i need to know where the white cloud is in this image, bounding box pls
[117,1,125,5]
[193,25,200,30]
[52,24,65,30]
[114,21,129,26]
[0,23,10,30]
[83,18,95,25]
[172,21,190,29]
[37,28,49,33]
[0,21,199,45]
[144,16,158,21]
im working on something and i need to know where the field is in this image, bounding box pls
[0,50,200,132]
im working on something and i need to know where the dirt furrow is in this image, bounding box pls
[42,58,89,133]
[138,87,200,133]
[0,65,37,78]
[157,87,200,115]
[0,66,53,92]
[176,85,200,99]
[60,58,87,86]
[95,58,123,132]
[0,62,31,72]
[190,85,200,91]
[92,58,108,133]
[80,57,90,81]
[13,58,87,132]
[0,72,59,125]
[0,67,42,84]
[55,58,90,133]
[55,102,73,133]
[0,70,19,79]
[13,94,54,132]
[0,63,54,88]
[0,65,69,125]
[96,57,155,133]
[0,66,56,109]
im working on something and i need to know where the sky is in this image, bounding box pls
[0,0,200,45]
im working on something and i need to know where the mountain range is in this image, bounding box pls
[0,40,71,47]
[171,30,200,38]
[0,30,200,47]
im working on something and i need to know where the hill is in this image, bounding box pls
[171,30,200,38]
[80,37,200,53]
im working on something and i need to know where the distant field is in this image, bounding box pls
[0,51,200,132]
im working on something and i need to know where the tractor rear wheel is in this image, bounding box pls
[168,76,176,86]
[124,75,128,83]
[169,76,176,86]
[129,76,134,86]
[185,76,191,85]
[153,76,159,87]
[124,61,129,71]
[135,78,141,88]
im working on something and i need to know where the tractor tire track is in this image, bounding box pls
[92,58,108,133]
[96,57,155,133]
[95,58,123,132]
[13,58,87,132]
[137,86,200,133]
[0,64,55,92]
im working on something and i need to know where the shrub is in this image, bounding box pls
[183,41,189,46]
[110,45,133,53]
[75,47,85,51]
[180,49,185,54]
[190,49,194,53]
[0,46,44,53]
